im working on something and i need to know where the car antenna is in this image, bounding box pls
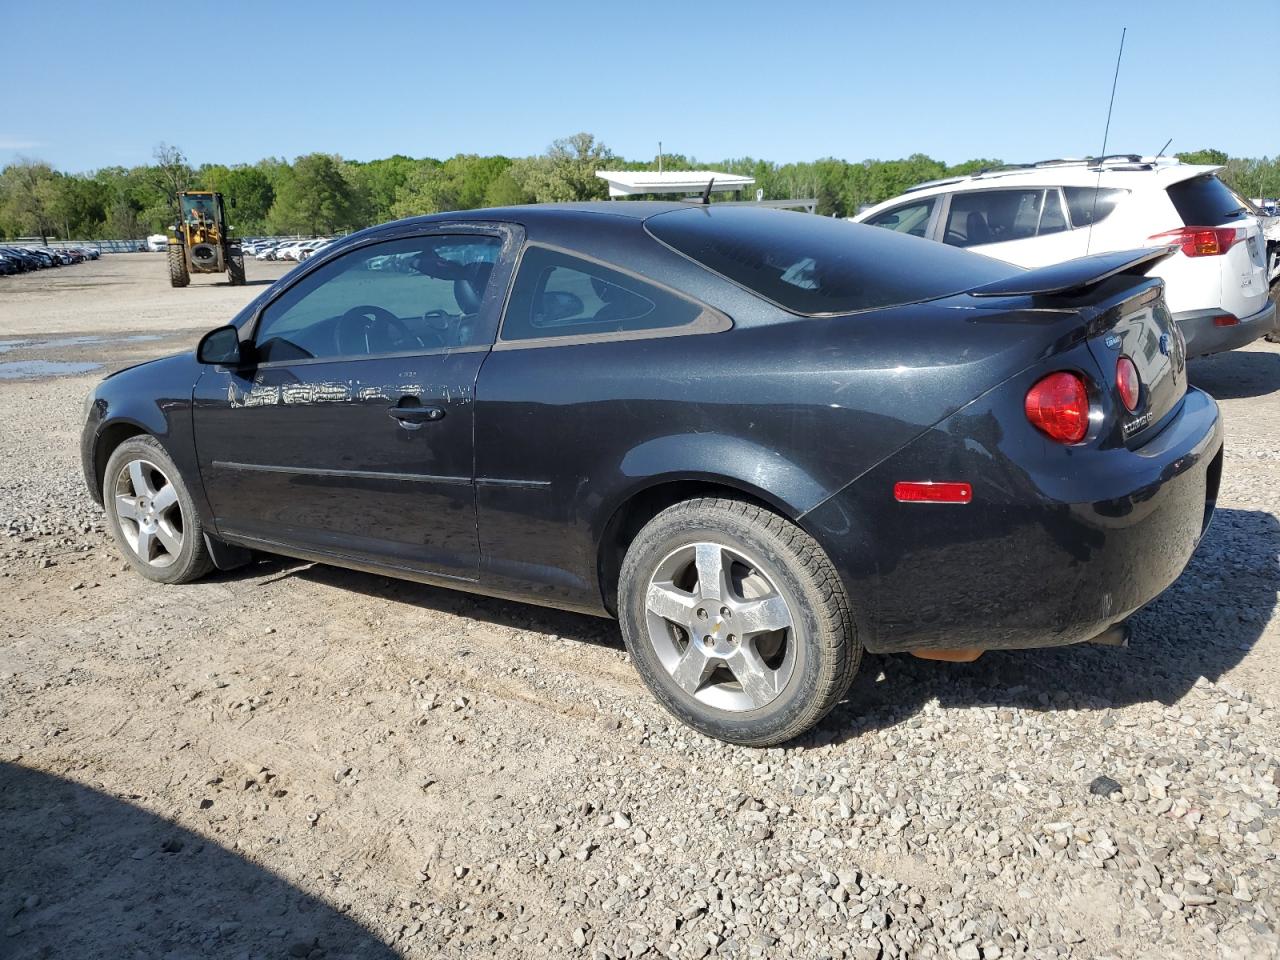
[1155,137,1172,159]
[701,178,715,205]
[1087,26,1126,255]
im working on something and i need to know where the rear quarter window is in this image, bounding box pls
[1166,175,1248,226]
[1063,187,1129,228]
[646,206,1015,316]
[501,246,707,342]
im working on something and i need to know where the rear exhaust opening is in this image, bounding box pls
[1203,446,1223,533]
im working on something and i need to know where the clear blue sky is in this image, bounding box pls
[1,0,1273,172]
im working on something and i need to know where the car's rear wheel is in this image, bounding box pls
[618,497,860,746]
[104,437,213,584]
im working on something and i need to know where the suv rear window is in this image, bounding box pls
[1166,175,1247,226]
[646,206,1014,316]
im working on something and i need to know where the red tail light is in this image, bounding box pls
[1148,226,1243,257]
[1025,371,1090,443]
[1116,356,1140,411]
[1212,314,1239,327]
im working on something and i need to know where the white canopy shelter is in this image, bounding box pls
[594,170,755,198]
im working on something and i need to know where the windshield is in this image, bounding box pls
[646,206,1016,315]
[181,195,217,222]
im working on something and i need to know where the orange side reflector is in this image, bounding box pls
[893,481,972,504]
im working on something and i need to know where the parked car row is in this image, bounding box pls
[0,244,101,276]
[854,155,1279,357]
[244,237,337,262]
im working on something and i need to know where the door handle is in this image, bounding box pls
[388,405,445,429]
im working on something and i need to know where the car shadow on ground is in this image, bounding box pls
[215,508,1275,748]
[1189,346,1280,399]
[235,559,626,652]
[815,507,1279,744]
[0,763,396,959]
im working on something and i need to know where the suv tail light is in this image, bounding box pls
[1116,356,1140,411]
[1025,371,1091,443]
[1148,226,1244,257]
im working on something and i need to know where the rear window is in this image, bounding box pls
[646,206,1015,315]
[1166,175,1247,226]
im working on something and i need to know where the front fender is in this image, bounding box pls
[80,353,205,516]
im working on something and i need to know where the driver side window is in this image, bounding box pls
[253,234,502,363]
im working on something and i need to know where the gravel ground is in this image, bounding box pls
[0,255,1277,960]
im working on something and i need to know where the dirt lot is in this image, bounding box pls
[0,254,1277,960]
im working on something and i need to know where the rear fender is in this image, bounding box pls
[612,432,830,520]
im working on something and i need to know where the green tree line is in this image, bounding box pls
[3,135,1278,241]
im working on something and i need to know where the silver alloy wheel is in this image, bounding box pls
[644,541,797,712]
[113,458,184,568]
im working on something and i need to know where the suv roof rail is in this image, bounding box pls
[902,153,1184,193]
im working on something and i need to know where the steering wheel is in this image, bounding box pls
[334,305,418,355]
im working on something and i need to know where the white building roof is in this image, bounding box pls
[594,170,755,198]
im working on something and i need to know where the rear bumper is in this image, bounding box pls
[804,387,1223,654]
[1174,299,1277,357]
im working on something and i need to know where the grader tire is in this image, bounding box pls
[227,251,246,286]
[167,244,189,288]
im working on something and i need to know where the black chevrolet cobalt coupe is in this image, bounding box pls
[81,203,1223,745]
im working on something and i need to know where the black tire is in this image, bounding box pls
[227,245,246,285]
[103,436,214,584]
[618,497,860,746]
[1267,279,1279,344]
[167,243,189,288]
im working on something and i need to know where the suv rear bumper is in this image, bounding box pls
[1174,299,1277,357]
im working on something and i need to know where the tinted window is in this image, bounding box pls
[943,189,1048,247]
[1063,187,1128,227]
[501,246,703,341]
[1039,188,1067,235]
[254,234,501,362]
[1166,174,1248,225]
[647,206,1014,316]
[865,197,936,237]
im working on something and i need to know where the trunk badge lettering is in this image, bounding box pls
[1159,333,1170,356]
[1104,334,1122,349]
[1122,411,1153,437]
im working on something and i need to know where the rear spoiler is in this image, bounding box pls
[968,247,1175,298]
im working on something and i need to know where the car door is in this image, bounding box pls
[940,187,1090,267]
[191,224,520,580]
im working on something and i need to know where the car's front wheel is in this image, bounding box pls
[618,497,860,746]
[104,436,213,584]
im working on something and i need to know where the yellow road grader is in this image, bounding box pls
[167,191,245,287]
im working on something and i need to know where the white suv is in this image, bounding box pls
[854,157,1278,357]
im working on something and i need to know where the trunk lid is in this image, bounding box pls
[970,248,1185,448]
[1081,279,1187,447]
[1164,172,1269,313]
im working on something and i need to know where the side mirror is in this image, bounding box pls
[197,325,244,365]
